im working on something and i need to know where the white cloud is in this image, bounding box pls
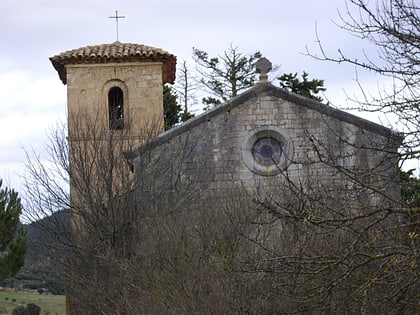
[0,69,66,193]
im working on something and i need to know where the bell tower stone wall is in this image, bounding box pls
[50,42,176,315]
[66,62,165,141]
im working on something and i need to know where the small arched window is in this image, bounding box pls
[108,87,124,130]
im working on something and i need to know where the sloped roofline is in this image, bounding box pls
[50,41,177,84]
[127,82,403,158]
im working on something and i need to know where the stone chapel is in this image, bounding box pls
[50,41,402,314]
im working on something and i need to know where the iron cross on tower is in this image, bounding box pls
[109,10,125,41]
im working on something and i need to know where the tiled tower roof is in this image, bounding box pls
[50,41,177,84]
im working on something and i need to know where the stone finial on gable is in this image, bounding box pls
[255,57,272,82]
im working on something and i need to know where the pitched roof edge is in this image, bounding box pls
[127,83,403,159]
[128,84,276,157]
[265,84,403,142]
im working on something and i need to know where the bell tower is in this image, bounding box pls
[50,41,176,198]
[50,42,176,315]
[50,41,176,142]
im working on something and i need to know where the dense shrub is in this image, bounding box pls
[12,303,41,315]
[11,306,28,315]
[26,303,41,315]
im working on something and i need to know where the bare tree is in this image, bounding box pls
[193,45,262,108]
[125,101,413,313]
[135,126,414,313]
[224,122,419,314]
[175,60,198,120]
[308,0,419,160]
[23,112,168,314]
[291,4,420,310]
[23,12,420,310]
[23,111,279,314]
[23,107,416,314]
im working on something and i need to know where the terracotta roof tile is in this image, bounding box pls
[50,41,176,84]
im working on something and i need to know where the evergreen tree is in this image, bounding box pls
[163,84,193,130]
[278,71,326,102]
[163,84,181,130]
[193,45,262,109]
[0,179,27,281]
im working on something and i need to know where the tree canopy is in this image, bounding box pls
[278,71,326,102]
[163,84,193,130]
[0,180,26,281]
[163,84,182,130]
[193,45,262,108]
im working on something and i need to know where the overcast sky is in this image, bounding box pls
[0,0,404,194]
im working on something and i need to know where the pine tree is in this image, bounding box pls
[278,71,326,102]
[163,84,181,130]
[163,84,194,130]
[0,180,27,281]
[193,45,262,108]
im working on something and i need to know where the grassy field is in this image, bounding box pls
[0,290,65,315]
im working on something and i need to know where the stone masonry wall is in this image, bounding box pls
[135,92,399,201]
[66,62,164,143]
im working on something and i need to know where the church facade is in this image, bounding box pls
[127,78,401,202]
[50,41,403,314]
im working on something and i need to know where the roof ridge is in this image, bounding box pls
[50,42,176,84]
[126,83,402,159]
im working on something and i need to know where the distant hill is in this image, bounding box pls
[0,210,70,294]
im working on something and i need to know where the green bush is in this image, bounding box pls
[26,303,41,315]
[12,303,41,315]
[12,306,28,315]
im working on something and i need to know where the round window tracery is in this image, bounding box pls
[242,127,293,176]
[252,137,282,165]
